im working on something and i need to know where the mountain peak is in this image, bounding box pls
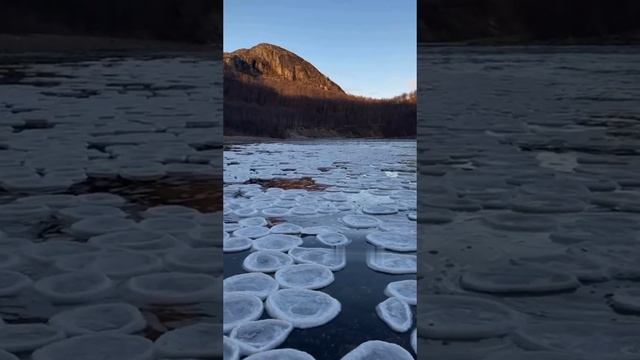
[223,43,345,95]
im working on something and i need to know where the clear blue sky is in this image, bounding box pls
[224,0,416,99]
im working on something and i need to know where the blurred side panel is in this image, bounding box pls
[0,0,223,358]
[418,1,640,359]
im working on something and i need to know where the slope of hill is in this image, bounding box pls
[224,43,416,138]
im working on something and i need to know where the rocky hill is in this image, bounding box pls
[224,44,416,138]
[224,43,345,96]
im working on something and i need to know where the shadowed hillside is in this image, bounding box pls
[0,0,221,44]
[419,0,640,43]
[224,44,416,138]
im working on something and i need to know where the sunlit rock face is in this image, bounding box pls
[223,43,345,95]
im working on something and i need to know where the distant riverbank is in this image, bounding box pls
[0,34,220,57]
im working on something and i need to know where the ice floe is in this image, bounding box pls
[460,265,580,294]
[49,303,146,335]
[366,232,416,252]
[34,271,113,304]
[289,247,346,271]
[243,348,315,360]
[252,234,303,252]
[224,336,240,360]
[275,264,334,289]
[376,297,412,332]
[316,232,350,246]
[224,272,279,299]
[154,322,221,358]
[270,223,303,234]
[224,236,253,253]
[340,340,414,360]
[611,288,640,313]
[514,321,640,358]
[234,226,271,239]
[54,251,163,279]
[0,324,65,353]
[366,251,416,274]
[223,293,264,333]
[164,248,222,274]
[31,334,154,360]
[384,280,416,305]
[230,319,293,355]
[266,288,341,328]
[126,272,218,304]
[243,250,294,272]
[341,215,380,229]
[0,270,32,296]
[417,295,516,340]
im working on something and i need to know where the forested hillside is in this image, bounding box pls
[224,44,416,138]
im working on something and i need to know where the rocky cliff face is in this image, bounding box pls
[224,43,345,96]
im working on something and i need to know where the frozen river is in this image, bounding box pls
[418,46,640,359]
[0,54,222,359]
[224,140,417,359]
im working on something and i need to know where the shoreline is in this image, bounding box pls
[224,135,416,145]
[0,33,221,59]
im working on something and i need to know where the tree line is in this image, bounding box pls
[224,75,416,138]
[419,0,640,42]
[0,0,221,44]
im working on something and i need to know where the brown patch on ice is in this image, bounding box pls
[244,177,327,191]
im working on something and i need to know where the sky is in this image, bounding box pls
[224,0,416,99]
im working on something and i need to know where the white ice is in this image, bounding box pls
[266,288,341,329]
[31,334,154,360]
[340,340,414,360]
[316,232,350,246]
[289,247,346,271]
[417,295,516,340]
[270,223,303,234]
[252,234,303,252]
[275,264,335,289]
[376,297,412,333]
[0,324,65,353]
[384,280,416,305]
[234,226,270,239]
[366,252,416,274]
[224,272,279,300]
[341,215,380,229]
[223,293,264,333]
[230,319,293,355]
[243,250,294,272]
[54,251,163,279]
[126,272,218,304]
[224,336,240,360]
[244,348,315,360]
[164,248,221,274]
[224,236,253,253]
[49,303,146,335]
[460,265,580,294]
[154,322,222,358]
[34,271,113,304]
[366,232,416,252]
